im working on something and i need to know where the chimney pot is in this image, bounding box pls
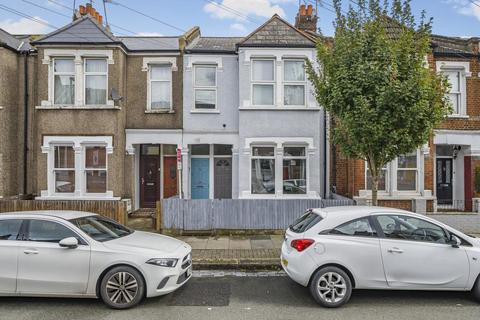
[300,4,306,16]
[307,4,313,16]
[98,15,103,24]
[79,5,86,15]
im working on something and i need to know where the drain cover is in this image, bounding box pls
[168,280,231,306]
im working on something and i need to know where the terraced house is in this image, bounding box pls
[333,35,480,213]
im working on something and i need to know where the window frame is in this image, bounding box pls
[365,162,388,192]
[282,58,307,107]
[251,58,276,107]
[396,151,419,192]
[52,57,76,106]
[83,145,108,195]
[53,144,76,195]
[436,61,469,117]
[193,64,217,110]
[148,63,173,111]
[444,69,461,115]
[0,218,25,241]
[83,58,108,106]
[25,219,88,245]
[250,145,276,194]
[282,145,308,195]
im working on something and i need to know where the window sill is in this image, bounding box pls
[36,105,121,110]
[239,106,321,111]
[190,109,220,114]
[35,194,121,201]
[145,109,175,114]
[447,114,469,119]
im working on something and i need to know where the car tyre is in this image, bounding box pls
[100,266,145,309]
[309,266,352,308]
[473,276,480,303]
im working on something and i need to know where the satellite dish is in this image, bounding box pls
[110,88,123,101]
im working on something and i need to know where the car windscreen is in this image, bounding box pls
[69,215,133,242]
[289,210,323,233]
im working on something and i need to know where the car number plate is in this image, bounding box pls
[281,258,288,267]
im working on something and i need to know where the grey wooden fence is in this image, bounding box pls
[161,198,355,231]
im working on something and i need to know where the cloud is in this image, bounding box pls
[445,0,480,21]
[0,16,50,34]
[230,23,247,33]
[204,0,287,21]
[136,32,163,36]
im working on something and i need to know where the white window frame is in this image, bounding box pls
[365,162,388,192]
[395,151,419,192]
[282,145,308,195]
[147,64,173,111]
[251,58,276,107]
[84,58,108,106]
[38,136,118,200]
[436,61,470,117]
[53,144,76,195]
[52,58,76,106]
[283,59,307,107]
[84,145,108,195]
[193,64,217,110]
[250,145,276,194]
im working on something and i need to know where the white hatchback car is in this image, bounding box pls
[281,206,480,307]
[0,211,192,309]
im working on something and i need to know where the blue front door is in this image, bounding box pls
[191,158,209,199]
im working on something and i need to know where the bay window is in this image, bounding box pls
[194,65,216,109]
[283,59,306,106]
[85,146,107,193]
[252,59,275,106]
[251,146,275,194]
[54,146,75,193]
[283,147,307,194]
[149,64,172,110]
[53,58,75,105]
[85,58,108,105]
[365,163,387,191]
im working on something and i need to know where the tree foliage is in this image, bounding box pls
[306,0,450,205]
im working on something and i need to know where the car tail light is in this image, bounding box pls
[291,239,315,252]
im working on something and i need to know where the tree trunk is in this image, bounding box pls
[371,175,379,206]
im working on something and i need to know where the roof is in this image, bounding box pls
[186,37,243,53]
[32,15,120,45]
[0,210,97,220]
[119,36,180,51]
[0,28,23,51]
[238,14,316,48]
[431,34,475,57]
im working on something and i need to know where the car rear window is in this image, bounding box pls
[289,210,323,233]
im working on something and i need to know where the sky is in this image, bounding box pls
[0,0,478,38]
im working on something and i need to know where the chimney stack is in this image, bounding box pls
[74,2,104,26]
[295,3,318,33]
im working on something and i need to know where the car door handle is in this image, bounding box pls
[387,247,403,253]
[23,249,39,255]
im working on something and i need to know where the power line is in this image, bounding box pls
[467,0,480,9]
[108,0,186,33]
[202,0,261,24]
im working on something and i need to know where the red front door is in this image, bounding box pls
[140,155,159,208]
[163,157,178,198]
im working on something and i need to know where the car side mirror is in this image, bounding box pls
[447,234,461,248]
[59,237,78,249]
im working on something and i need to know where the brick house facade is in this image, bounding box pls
[332,35,480,213]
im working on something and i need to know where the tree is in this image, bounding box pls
[306,0,450,205]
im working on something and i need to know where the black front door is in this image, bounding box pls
[214,158,232,199]
[436,158,453,205]
[140,155,160,208]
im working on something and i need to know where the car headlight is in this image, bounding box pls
[146,258,178,268]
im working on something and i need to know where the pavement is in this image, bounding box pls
[0,274,478,320]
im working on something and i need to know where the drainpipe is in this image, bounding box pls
[21,49,31,196]
[323,108,328,199]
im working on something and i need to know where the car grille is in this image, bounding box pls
[176,269,190,284]
[181,252,192,270]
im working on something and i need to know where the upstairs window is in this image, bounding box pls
[149,65,172,110]
[252,59,275,106]
[444,70,461,115]
[194,65,217,109]
[85,58,107,105]
[53,58,75,105]
[283,59,306,106]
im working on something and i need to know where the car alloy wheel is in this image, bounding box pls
[317,272,347,303]
[309,266,352,308]
[106,271,139,305]
[100,266,145,309]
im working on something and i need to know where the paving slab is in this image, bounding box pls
[206,238,230,250]
[229,239,251,250]
[251,239,274,249]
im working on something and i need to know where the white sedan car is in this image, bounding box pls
[0,211,192,309]
[281,206,480,307]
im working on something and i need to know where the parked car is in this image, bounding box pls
[0,211,192,309]
[281,206,480,307]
